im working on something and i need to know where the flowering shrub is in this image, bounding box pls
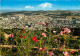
[0,28,80,56]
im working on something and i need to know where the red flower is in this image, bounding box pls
[78,49,80,51]
[22,36,25,38]
[39,48,45,51]
[70,51,74,54]
[22,31,25,33]
[22,27,25,29]
[19,35,22,37]
[46,22,50,26]
[32,36,38,42]
[38,22,41,24]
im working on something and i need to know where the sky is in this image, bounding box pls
[0,0,80,11]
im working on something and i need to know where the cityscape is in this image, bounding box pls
[0,0,80,56]
[0,10,80,30]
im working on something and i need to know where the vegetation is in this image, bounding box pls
[0,28,80,56]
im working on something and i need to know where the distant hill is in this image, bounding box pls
[0,9,80,13]
[0,9,19,14]
[0,10,80,17]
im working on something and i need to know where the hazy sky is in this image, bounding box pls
[0,0,80,11]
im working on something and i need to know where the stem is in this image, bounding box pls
[40,38,42,47]
[21,38,22,45]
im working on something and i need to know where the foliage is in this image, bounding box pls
[0,28,80,56]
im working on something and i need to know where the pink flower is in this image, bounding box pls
[64,29,71,34]
[63,52,69,56]
[42,21,46,25]
[62,28,71,34]
[60,31,65,35]
[42,33,46,37]
[9,34,14,37]
[62,28,68,30]
[47,51,54,56]
[39,48,45,51]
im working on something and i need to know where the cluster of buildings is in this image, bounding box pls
[0,13,80,30]
[52,16,80,28]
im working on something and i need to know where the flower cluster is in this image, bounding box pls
[19,29,26,38]
[32,36,38,42]
[39,48,54,56]
[47,51,54,56]
[38,21,50,26]
[60,28,71,35]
